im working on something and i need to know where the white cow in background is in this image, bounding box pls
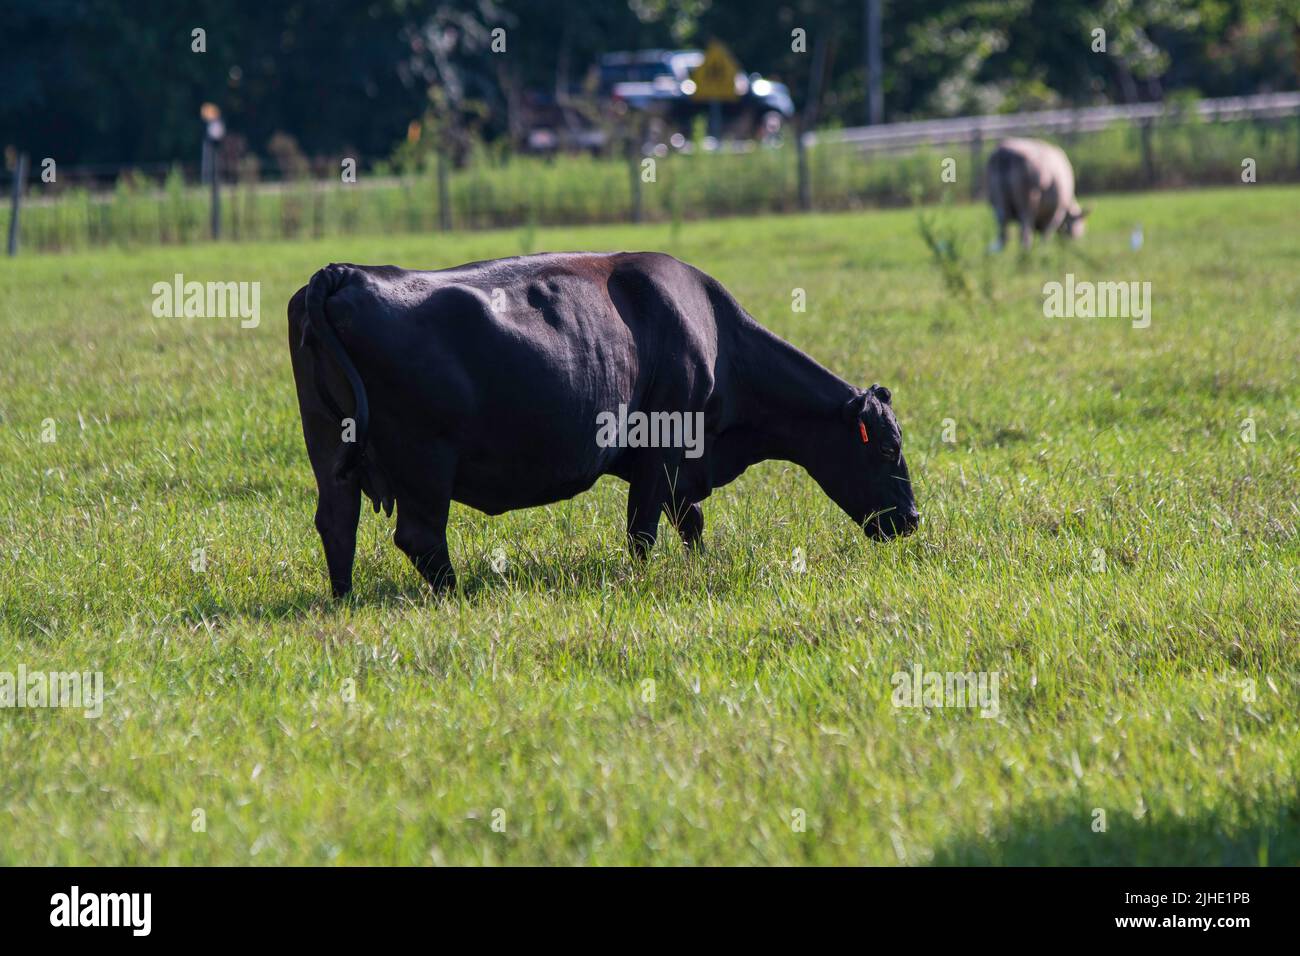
[986,137,1089,250]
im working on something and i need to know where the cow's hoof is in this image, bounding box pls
[412,553,456,592]
[627,534,656,560]
[426,570,456,593]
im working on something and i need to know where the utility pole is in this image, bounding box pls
[865,0,883,125]
[798,34,830,211]
[200,103,225,240]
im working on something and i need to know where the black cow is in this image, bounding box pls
[288,253,918,597]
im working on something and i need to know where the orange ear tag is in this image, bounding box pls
[858,421,870,444]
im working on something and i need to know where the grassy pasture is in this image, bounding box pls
[0,186,1296,864]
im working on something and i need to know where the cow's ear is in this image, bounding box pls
[871,384,892,405]
[840,392,868,425]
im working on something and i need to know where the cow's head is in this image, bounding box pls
[832,384,919,539]
[1062,203,1090,239]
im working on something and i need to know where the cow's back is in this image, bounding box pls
[987,138,1076,228]
[311,253,723,512]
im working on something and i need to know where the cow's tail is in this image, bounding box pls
[304,263,369,481]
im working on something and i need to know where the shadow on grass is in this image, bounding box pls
[930,797,1299,866]
[183,546,711,625]
[185,518,924,625]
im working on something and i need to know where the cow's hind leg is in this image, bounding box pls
[992,209,1008,252]
[289,291,363,598]
[316,473,361,599]
[395,496,455,592]
[988,188,1009,252]
[393,443,457,592]
[302,414,361,598]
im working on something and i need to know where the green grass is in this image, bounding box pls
[0,185,1296,865]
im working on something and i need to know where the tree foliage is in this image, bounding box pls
[0,0,1294,167]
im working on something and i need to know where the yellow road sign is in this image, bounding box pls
[690,40,741,102]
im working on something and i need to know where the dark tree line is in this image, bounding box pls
[2,0,1296,170]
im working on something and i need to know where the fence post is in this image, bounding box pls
[628,123,643,224]
[437,148,451,231]
[797,124,811,211]
[7,152,26,256]
[799,32,828,214]
[208,140,221,239]
[969,128,983,200]
[200,105,225,240]
[1140,116,1156,186]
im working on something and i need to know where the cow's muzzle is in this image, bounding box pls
[866,509,920,540]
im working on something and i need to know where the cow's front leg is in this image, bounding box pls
[625,455,678,559]
[626,453,696,559]
[669,501,705,552]
[626,484,663,559]
[1045,205,1069,240]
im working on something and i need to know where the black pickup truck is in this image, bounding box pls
[600,49,795,141]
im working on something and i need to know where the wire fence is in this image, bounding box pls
[4,93,1298,255]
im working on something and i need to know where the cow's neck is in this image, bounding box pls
[734,322,859,465]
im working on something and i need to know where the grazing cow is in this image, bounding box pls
[986,138,1089,250]
[288,253,918,597]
